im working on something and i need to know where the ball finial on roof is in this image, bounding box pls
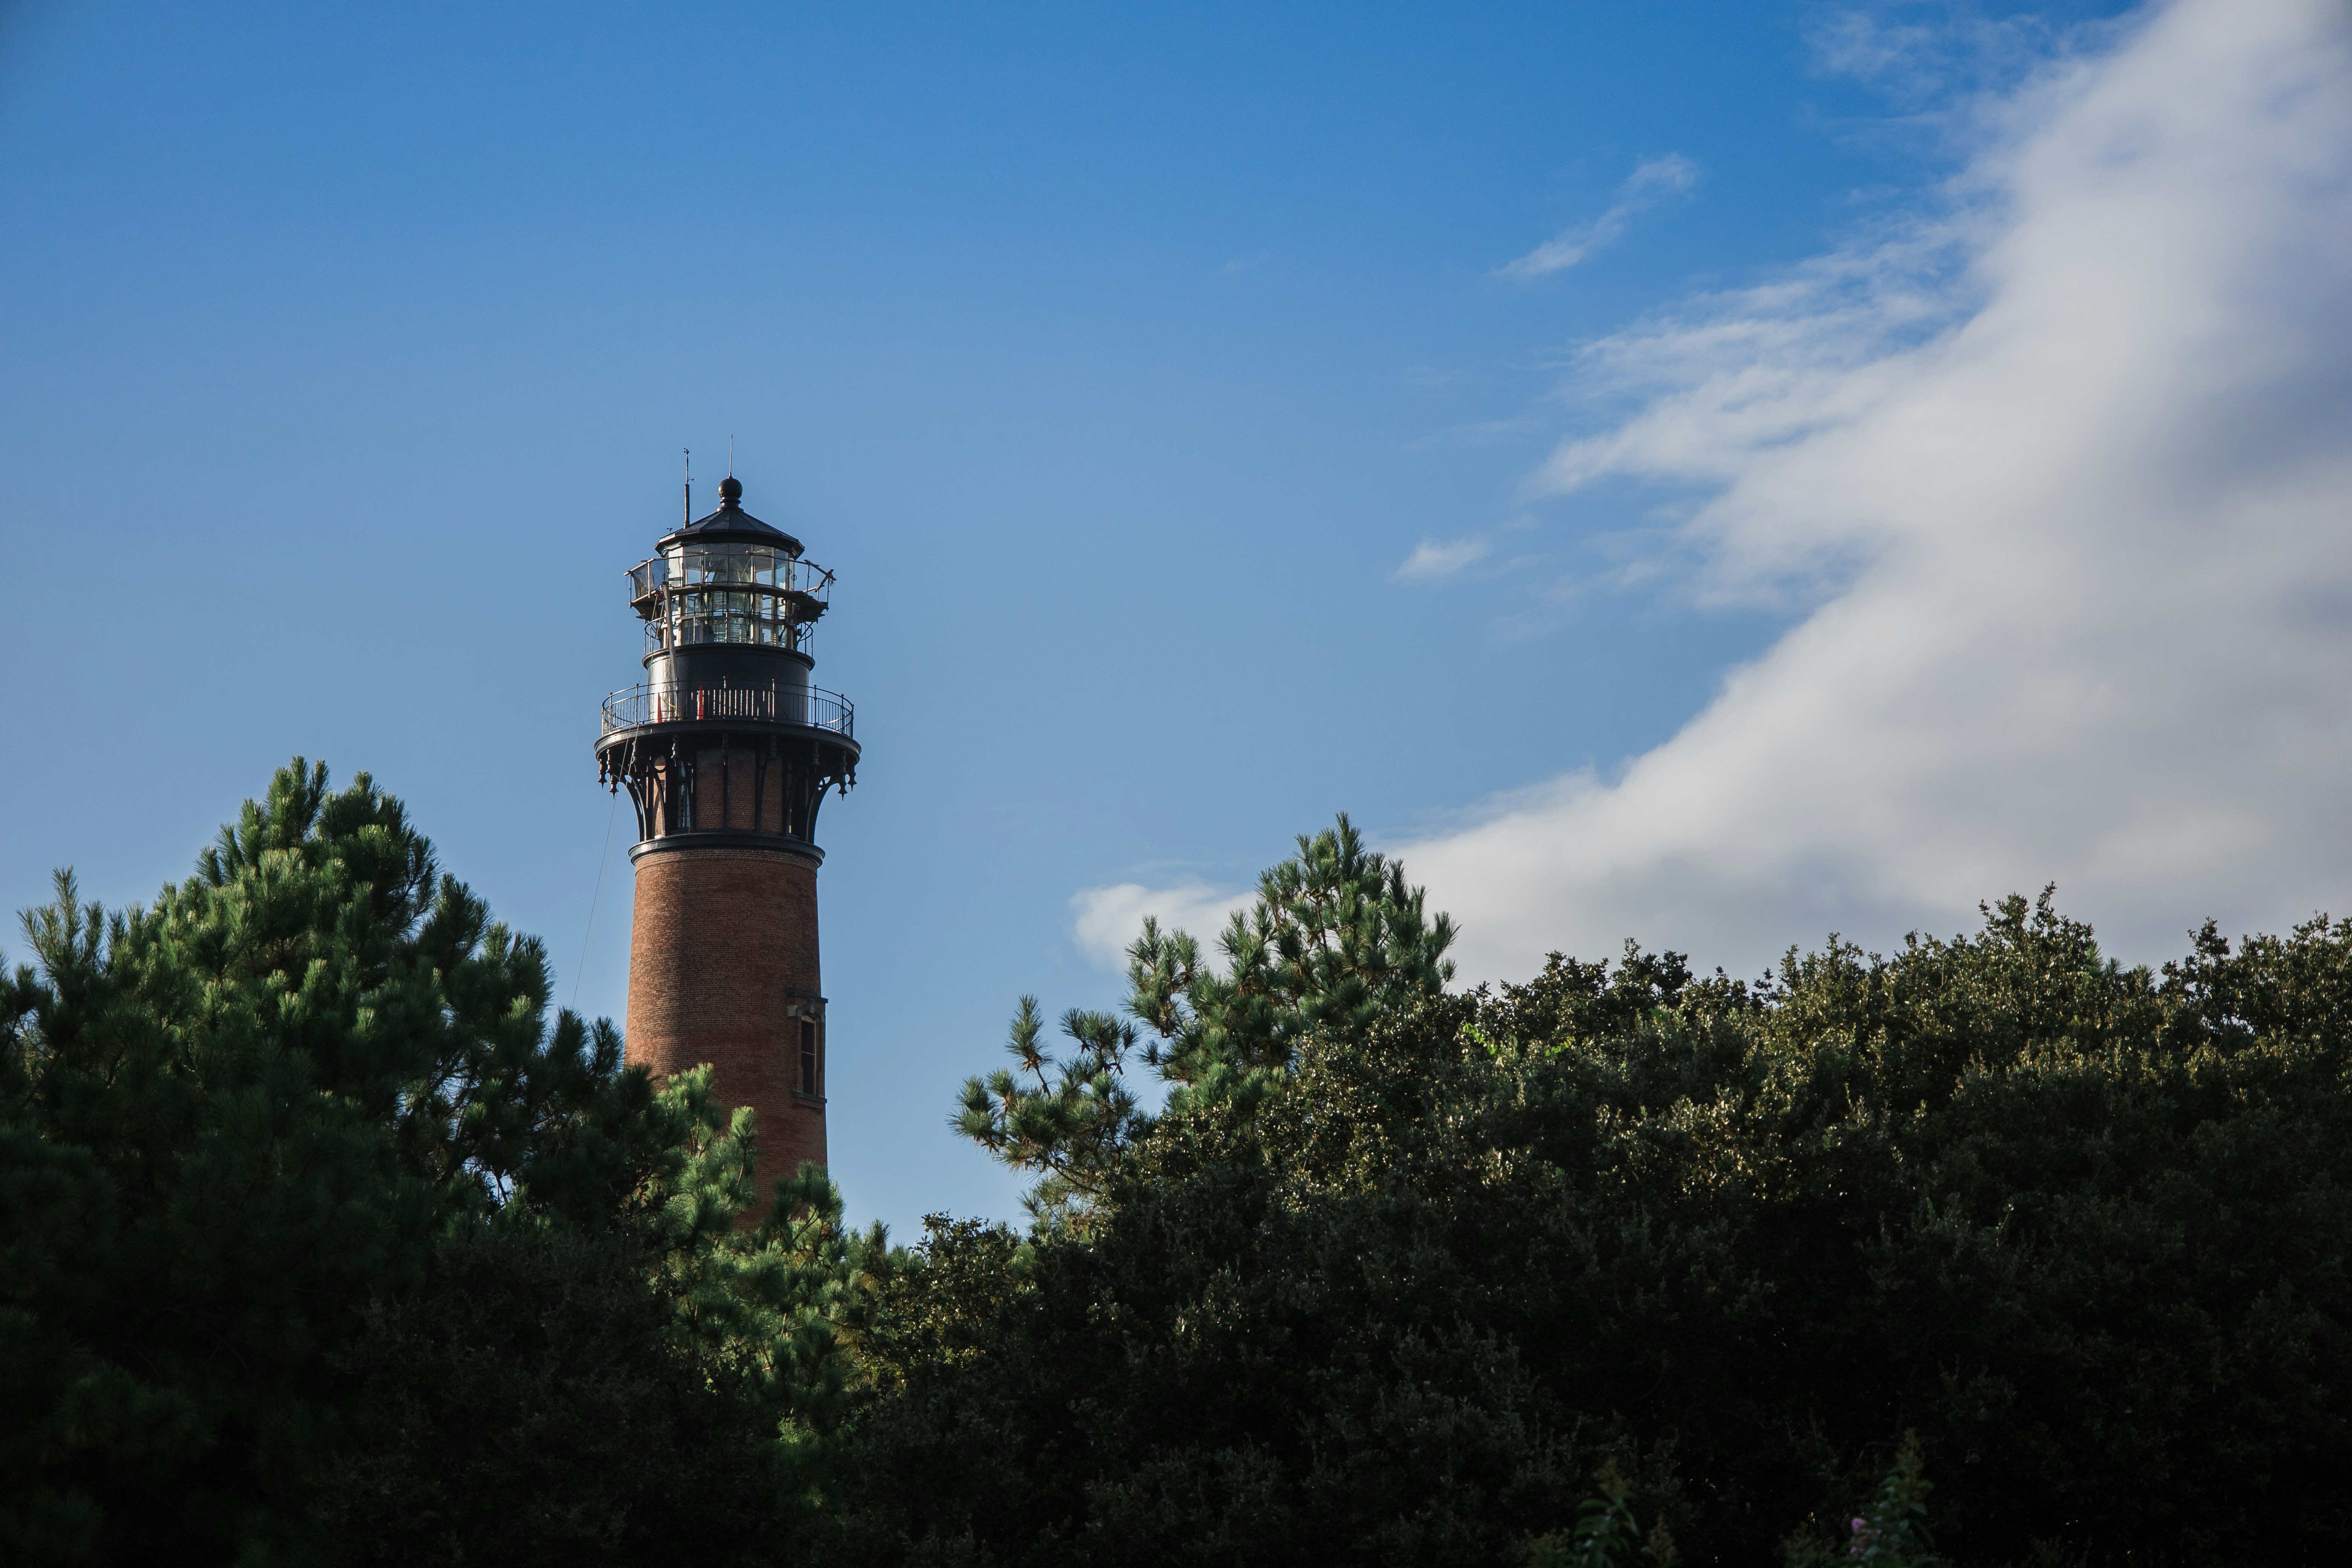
[717,474,743,507]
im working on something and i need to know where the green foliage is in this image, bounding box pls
[956,813,1456,1223]
[855,1216,1030,1383]
[15,769,2352,1563]
[309,1223,785,1568]
[0,759,873,1565]
[1846,1436,1935,1568]
[311,1066,881,1567]
[1527,1462,1678,1568]
[640,1064,890,1466]
[954,999,1143,1227]
[847,875,2352,1566]
[1126,812,1458,1091]
[1782,1434,1937,1568]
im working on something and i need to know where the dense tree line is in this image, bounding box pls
[843,819,2352,1565]
[5,769,2347,1564]
[0,762,874,1565]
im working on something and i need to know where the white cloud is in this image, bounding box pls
[1070,880,1256,971]
[1402,0,2352,984]
[1396,535,1494,582]
[1500,153,1700,280]
[1805,6,2079,110]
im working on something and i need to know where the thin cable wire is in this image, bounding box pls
[571,788,623,1014]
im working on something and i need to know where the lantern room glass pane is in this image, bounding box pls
[674,544,780,586]
[633,548,823,653]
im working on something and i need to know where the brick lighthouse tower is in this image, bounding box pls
[596,470,858,1188]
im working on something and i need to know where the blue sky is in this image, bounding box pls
[6,0,2343,1239]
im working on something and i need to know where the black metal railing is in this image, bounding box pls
[601,681,854,737]
[628,550,835,603]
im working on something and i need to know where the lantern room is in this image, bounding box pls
[627,473,833,662]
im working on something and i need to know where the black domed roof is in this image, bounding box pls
[661,479,804,556]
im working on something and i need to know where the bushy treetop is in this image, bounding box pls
[1,760,875,1566]
[865,843,2352,1567]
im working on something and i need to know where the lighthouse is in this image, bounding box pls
[596,471,859,1190]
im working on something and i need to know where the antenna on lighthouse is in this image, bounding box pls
[682,447,692,525]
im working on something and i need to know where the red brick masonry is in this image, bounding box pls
[625,845,827,1200]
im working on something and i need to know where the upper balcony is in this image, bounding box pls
[600,680,854,739]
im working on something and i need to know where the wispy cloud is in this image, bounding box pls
[1395,535,1493,583]
[1805,5,2078,109]
[1498,153,1700,281]
[1401,0,2352,982]
[1069,880,1255,970]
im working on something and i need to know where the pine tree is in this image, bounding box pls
[314,1063,885,1568]
[956,813,1455,1225]
[1127,812,1458,1094]
[0,759,877,1564]
[952,997,1144,1225]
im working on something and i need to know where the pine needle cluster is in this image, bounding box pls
[956,813,1456,1225]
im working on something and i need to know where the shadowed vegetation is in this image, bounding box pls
[5,781,2346,1565]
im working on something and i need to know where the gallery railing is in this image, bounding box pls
[601,681,854,737]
